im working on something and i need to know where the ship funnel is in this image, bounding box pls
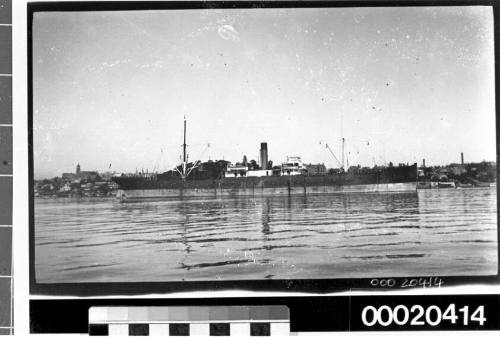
[260,142,268,170]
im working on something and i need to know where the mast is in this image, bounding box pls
[183,116,187,163]
[175,116,201,180]
[340,113,345,171]
[341,137,345,171]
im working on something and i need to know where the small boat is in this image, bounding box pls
[437,181,456,188]
[467,178,491,187]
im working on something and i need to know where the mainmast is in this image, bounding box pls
[341,113,345,171]
[341,137,345,171]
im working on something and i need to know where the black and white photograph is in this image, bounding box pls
[31,4,497,285]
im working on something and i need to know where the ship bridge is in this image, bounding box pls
[281,156,306,176]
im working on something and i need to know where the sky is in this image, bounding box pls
[32,6,496,179]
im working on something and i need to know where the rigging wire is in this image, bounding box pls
[319,140,342,168]
[347,119,408,165]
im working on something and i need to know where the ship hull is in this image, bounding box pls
[116,181,417,201]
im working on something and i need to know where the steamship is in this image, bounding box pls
[112,119,417,201]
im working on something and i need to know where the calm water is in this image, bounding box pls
[35,188,497,283]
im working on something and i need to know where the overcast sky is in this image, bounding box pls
[33,6,495,179]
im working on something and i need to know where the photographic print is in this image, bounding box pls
[31,4,497,284]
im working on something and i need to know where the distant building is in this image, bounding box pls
[450,164,467,176]
[99,171,117,181]
[61,172,77,181]
[62,163,100,182]
[59,183,71,192]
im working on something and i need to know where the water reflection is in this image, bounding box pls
[34,188,497,282]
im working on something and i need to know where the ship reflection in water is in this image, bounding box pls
[35,187,497,283]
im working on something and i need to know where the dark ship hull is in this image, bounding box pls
[112,164,418,201]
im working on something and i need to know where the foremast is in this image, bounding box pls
[174,117,200,180]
